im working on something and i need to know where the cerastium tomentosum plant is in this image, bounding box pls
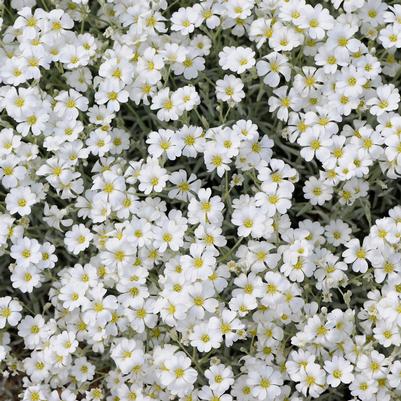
[0,0,401,400]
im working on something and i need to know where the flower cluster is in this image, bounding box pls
[0,0,401,400]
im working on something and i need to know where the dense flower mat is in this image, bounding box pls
[1,0,401,400]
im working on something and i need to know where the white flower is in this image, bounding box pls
[342,238,373,273]
[256,52,291,87]
[205,364,234,393]
[324,356,354,387]
[367,84,400,115]
[247,365,283,400]
[0,297,22,328]
[95,79,129,112]
[151,87,183,121]
[303,176,333,206]
[218,46,255,74]
[190,322,222,352]
[160,352,198,396]
[171,6,202,35]
[138,158,169,194]
[296,363,326,398]
[110,338,140,374]
[215,75,245,104]
[64,224,93,255]
[188,188,224,225]
[5,186,37,216]
[11,237,41,267]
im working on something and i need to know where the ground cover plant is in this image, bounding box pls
[1,0,401,400]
